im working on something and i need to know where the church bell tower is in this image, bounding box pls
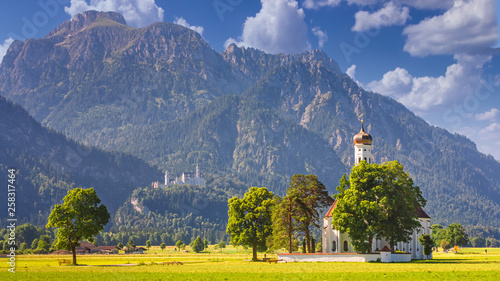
[353,120,373,164]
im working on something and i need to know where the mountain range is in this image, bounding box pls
[1,11,499,228]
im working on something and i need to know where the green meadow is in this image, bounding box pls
[1,246,499,280]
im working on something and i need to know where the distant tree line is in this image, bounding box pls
[432,223,500,249]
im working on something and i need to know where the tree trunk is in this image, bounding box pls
[71,244,77,265]
[252,244,257,261]
[288,213,293,253]
[305,228,311,253]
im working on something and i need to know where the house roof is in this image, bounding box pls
[324,199,430,219]
[79,242,97,248]
[415,206,430,218]
[379,246,392,252]
[324,199,337,218]
[97,246,119,250]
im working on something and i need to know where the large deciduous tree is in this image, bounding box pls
[445,223,469,247]
[377,161,426,251]
[227,187,275,261]
[332,161,426,253]
[332,168,383,253]
[47,188,110,265]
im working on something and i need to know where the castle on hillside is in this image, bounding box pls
[322,121,431,260]
[152,164,205,188]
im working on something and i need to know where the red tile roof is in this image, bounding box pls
[323,199,337,218]
[79,242,97,248]
[415,206,430,218]
[379,246,392,252]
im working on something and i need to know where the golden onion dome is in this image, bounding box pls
[353,121,372,145]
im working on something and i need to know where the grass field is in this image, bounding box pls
[1,246,499,280]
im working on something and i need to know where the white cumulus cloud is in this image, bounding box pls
[346,64,364,87]
[352,2,410,32]
[303,0,341,9]
[304,0,452,9]
[345,0,381,5]
[0,37,14,63]
[346,64,356,79]
[173,17,204,37]
[366,66,412,98]
[475,108,499,121]
[365,54,492,112]
[65,0,164,28]
[399,0,454,9]
[479,122,500,140]
[224,0,310,54]
[403,0,498,56]
[312,26,328,48]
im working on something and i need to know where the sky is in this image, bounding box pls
[0,0,499,160]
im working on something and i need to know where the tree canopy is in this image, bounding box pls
[418,234,435,259]
[46,188,110,265]
[271,195,299,253]
[331,161,426,253]
[445,223,469,247]
[227,187,274,260]
[191,236,204,253]
[272,174,333,253]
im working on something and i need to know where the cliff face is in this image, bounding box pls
[1,11,499,226]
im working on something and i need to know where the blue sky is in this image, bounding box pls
[0,0,499,160]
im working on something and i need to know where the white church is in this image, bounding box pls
[321,121,431,260]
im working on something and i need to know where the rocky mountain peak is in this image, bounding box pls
[302,49,342,73]
[221,44,342,82]
[46,10,128,38]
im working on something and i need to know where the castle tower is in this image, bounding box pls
[164,170,169,186]
[353,120,373,164]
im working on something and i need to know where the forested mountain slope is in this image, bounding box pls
[1,11,499,227]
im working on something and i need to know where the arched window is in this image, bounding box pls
[358,157,361,163]
[364,157,367,161]
[343,241,349,252]
[332,241,336,252]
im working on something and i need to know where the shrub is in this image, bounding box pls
[33,248,48,254]
[192,236,204,253]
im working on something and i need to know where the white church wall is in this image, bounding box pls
[277,252,412,263]
[391,253,412,262]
